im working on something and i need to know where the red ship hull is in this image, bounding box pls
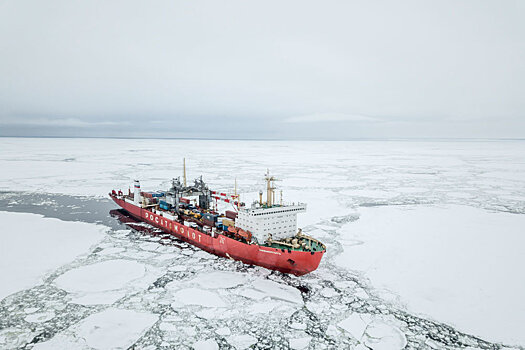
[110,195,324,276]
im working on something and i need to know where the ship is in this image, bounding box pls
[109,161,326,276]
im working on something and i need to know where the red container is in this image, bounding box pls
[141,191,153,199]
[180,197,190,204]
[202,218,214,227]
[225,210,238,220]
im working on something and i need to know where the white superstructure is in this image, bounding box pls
[134,180,141,205]
[235,170,307,242]
[236,203,306,242]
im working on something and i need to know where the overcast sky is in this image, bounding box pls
[1,0,524,139]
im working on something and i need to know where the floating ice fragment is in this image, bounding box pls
[55,260,145,293]
[190,271,248,289]
[251,279,303,304]
[195,308,229,320]
[24,307,39,314]
[326,324,339,337]
[289,336,312,350]
[215,327,231,336]
[32,334,84,350]
[320,287,338,298]
[226,334,257,349]
[193,339,219,350]
[337,313,369,340]
[34,308,158,350]
[171,288,227,308]
[0,211,105,300]
[54,259,161,305]
[363,320,407,350]
[25,311,55,323]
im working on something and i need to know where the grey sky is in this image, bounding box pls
[1,0,524,139]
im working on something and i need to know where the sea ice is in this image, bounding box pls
[289,336,312,350]
[171,288,227,308]
[335,205,525,344]
[363,320,407,350]
[193,339,219,350]
[337,313,369,340]
[215,327,231,336]
[0,211,105,301]
[33,308,158,350]
[251,279,303,304]
[189,271,249,289]
[54,259,161,305]
[226,334,257,349]
[24,311,55,323]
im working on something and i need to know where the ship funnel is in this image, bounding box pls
[134,180,141,205]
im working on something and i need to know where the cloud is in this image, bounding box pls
[0,117,123,128]
[283,113,377,123]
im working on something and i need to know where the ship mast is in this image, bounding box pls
[265,169,277,207]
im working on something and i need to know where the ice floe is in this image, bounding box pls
[54,259,161,305]
[226,334,257,349]
[0,211,105,301]
[193,338,219,350]
[251,279,303,304]
[335,204,525,344]
[337,313,370,340]
[363,320,407,350]
[289,336,312,350]
[33,308,158,350]
[189,270,249,289]
[171,287,227,308]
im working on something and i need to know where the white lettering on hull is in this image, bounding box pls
[144,210,203,244]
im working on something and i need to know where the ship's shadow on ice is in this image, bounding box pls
[109,209,186,250]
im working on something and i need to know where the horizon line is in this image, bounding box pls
[1,135,524,142]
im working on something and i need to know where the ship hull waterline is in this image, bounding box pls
[110,195,324,276]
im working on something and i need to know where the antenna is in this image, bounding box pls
[183,158,187,187]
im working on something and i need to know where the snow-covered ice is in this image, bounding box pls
[289,336,312,350]
[251,279,303,304]
[363,320,407,350]
[171,287,227,308]
[335,205,525,344]
[33,308,158,350]
[193,338,219,350]
[226,334,257,349]
[54,259,161,305]
[0,211,105,300]
[1,138,525,349]
[337,313,369,340]
[189,270,249,289]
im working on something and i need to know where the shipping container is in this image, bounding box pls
[180,197,190,204]
[141,191,153,199]
[225,210,238,220]
[203,218,214,227]
[222,218,234,227]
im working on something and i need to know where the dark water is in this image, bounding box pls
[0,191,121,229]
